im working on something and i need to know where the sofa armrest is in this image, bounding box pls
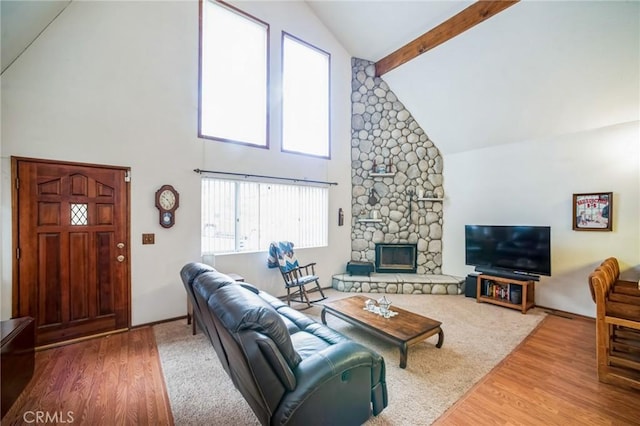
[296,341,384,383]
[275,341,387,423]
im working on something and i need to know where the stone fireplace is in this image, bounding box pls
[350,58,444,275]
[375,243,417,273]
[332,58,464,295]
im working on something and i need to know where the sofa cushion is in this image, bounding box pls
[299,322,353,346]
[193,269,260,294]
[276,314,303,335]
[260,290,289,309]
[238,282,260,294]
[209,285,302,368]
[277,305,352,346]
[290,331,332,360]
[193,270,260,297]
[180,262,215,287]
[193,270,237,293]
[277,306,320,331]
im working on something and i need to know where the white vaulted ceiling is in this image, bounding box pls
[1,1,638,155]
[306,1,474,62]
[308,0,639,154]
[1,0,70,73]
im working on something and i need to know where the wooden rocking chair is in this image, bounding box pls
[268,241,327,308]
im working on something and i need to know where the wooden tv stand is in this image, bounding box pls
[476,274,535,314]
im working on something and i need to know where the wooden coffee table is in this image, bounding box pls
[321,295,443,368]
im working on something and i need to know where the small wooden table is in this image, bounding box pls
[321,295,443,368]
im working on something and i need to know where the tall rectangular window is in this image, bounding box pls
[282,32,330,158]
[199,1,269,147]
[202,178,328,254]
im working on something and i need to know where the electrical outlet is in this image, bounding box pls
[142,233,155,245]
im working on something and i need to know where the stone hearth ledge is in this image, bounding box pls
[332,273,465,295]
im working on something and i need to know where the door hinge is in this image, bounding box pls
[15,178,19,189]
[16,247,20,260]
[124,171,131,182]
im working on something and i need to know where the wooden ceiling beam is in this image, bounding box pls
[375,0,519,76]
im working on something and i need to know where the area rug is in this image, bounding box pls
[154,289,545,425]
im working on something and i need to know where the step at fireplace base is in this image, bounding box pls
[332,273,465,295]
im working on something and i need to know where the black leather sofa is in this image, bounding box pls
[180,262,388,425]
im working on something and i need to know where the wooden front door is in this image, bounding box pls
[12,157,131,347]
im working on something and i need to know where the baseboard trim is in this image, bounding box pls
[36,328,129,351]
[536,305,594,322]
[132,316,188,329]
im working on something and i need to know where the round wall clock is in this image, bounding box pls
[155,185,179,228]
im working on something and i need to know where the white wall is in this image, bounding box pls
[0,1,354,324]
[442,121,640,317]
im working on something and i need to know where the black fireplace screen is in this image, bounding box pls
[375,243,417,273]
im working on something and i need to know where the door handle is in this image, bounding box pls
[116,255,125,262]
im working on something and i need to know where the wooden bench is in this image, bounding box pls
[589,257,640,391]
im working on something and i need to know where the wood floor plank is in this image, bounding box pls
[435,315,640,425]
[2,327,173,426]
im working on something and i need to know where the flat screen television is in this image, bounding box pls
[465,225,551,279]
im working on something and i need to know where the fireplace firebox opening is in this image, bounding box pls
[375,243,417,273]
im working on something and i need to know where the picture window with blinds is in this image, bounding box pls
[201,177,328,254]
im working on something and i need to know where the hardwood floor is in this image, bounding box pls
[435,314,640,425]
[2,314,638,425]
[2,326,173,426]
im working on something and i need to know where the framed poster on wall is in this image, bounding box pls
[572,192,613,231]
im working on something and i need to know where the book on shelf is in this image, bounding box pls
[483,280,511,301]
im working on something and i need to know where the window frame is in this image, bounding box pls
[198,0,271,149]
[280,31,332,159]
